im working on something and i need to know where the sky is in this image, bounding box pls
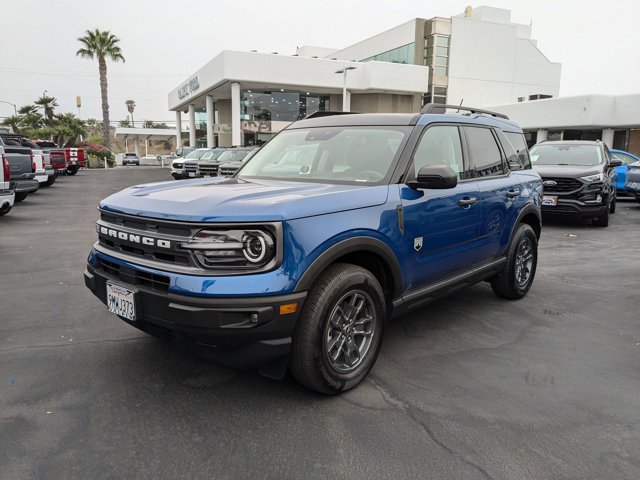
[1,0,639,124]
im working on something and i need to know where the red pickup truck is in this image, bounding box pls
[32,140,87,175]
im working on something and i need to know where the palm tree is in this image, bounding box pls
[34,95,58,124]
[2,115,22,134]
[76,29,125,149]
[142,120,155,128]
[18,105,39,116]
[125,99,136,127]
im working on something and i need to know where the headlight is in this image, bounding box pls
[180,229,276,269]
[580,173,605,182]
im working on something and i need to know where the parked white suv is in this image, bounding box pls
[0,146,15,216]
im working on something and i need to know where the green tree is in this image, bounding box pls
[119,118,130,127]
[34,95,59,124]
[76,29,125,149]
[142,120,154,128]
[125,99,136,127]
[1,115,22,134]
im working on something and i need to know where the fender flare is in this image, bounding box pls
[294,236,404,299]
[509,203,541,247]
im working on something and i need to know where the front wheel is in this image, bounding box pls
[609,195,616,214]
[0,203,12,216]
[290,263,385,395]
[491,224,538,299]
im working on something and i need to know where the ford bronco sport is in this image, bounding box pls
[84,105,542,394]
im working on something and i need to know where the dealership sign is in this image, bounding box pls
[178,76,200,100]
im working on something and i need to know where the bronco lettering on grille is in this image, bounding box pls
[96,224,171,249]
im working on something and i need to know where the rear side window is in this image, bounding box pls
[503,131,532,170]
[464,127,505,177]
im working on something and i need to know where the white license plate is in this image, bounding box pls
[542,195,557,206]
[106,282,136,321]
[188,172,195,177]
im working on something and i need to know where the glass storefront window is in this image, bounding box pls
[362,43,415,64]
[241,89,331,123]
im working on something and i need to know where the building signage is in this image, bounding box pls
[177,76,200,100]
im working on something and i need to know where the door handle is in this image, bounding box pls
[458,197,477,206]
[506,190,521,198]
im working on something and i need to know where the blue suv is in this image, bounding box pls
[84,105,542,394]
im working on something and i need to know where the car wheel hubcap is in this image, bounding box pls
[324,290,376,374]
[515,238,534,287]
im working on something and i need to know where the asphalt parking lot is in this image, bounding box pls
[1,167,639,480]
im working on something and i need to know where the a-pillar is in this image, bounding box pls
[231,82,241,146]
[206,95,215,148]
[175,111,182,147]
[536,129,548,143]
[602,128,614,149]
[188,104,196,147]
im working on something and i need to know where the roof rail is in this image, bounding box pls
[304,111,358,119]
[421,103,509,120]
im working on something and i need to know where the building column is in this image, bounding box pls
[231,82,241,146]
[602,128,614,149]
[175,111,182,148]
[134,136,140,157]
[344,91,352,112]
[188,104,196,147]
[536,129,548,143]
[206,95,215,148]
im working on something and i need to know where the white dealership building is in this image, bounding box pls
[169,6,561,147]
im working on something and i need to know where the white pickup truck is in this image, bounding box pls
[0,144,15,216]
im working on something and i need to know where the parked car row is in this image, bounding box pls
[0,133,86,217]
[170,146,257,179]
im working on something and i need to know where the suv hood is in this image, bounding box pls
[99,177,389,222]
[533,164,603,178]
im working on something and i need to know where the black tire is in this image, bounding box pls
[44,175,57,187]
[609,195,616,214]
[14,192,28,202]
[491,224,538,300]
[0,203,12,216]
[67,166,79,175]
[592,207,609,227]
[290,263,386,395]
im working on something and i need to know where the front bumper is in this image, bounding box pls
[84,260,307,369]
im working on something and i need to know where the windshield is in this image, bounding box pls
[530,144,603,166]
[185,149,208,160]
[238,127,407,184]
[217,149,252,163]
[201,149,226,161]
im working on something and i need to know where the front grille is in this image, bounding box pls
[219,166,239,176]
[184,163,198,172]
[97,257,170,291]
[199,164,218,174]
[98,211,195,268]
[542,177,583,193]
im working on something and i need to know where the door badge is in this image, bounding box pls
[414,237,423,251]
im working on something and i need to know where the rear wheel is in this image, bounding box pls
[609,195,616,214]
[14,192,28,202]
[0,203,12,216]
[491,224,538,299]
[290,263,385,395]
[67,166,79,175]
[44,175,57,187]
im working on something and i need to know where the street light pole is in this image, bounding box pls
[335,66,357,112]
[0,100,17,116]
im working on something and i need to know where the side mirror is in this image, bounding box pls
[609,158,623,168]
[407,164,458,190]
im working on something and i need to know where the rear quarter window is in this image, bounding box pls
[503,132,532,170]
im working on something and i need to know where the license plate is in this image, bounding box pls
[106,282,136,321]
[542,195,557,206]
[188,172,195,177]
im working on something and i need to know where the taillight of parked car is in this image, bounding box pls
[2,154,10,180]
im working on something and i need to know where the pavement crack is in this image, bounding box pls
[0,336,146,353]
[369,375,496,480]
